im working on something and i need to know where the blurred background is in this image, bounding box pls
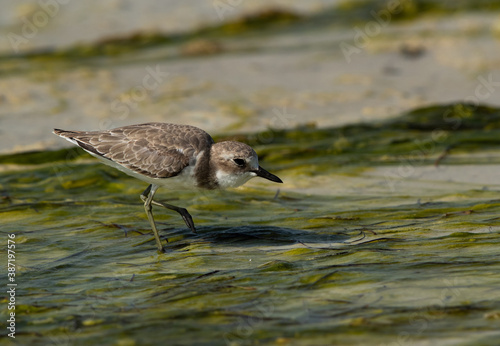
[1,0,500,153]
[2,1,500,345]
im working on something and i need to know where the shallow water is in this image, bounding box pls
[1,104,500,345]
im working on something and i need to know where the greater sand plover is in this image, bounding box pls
[53,123,282,252]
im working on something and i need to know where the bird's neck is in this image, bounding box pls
[194,148,219,190]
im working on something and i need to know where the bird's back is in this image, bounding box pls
[54,123,214,179]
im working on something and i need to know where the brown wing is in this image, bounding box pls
[54,123,214,179]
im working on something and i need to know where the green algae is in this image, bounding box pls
[217,103,500,170]
[2,0,498,68]
[337,0,500,22]
[1,103,500,345]
[0,8,303,63]
[0,147,86,165]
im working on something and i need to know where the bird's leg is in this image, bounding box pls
[150,199,197,234]
[140,184,165,253]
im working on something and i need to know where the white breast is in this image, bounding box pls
[215,170,257,189]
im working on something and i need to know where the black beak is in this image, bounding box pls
[254,166,283,183]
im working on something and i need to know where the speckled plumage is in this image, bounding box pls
[54,123,214,180]
[53,122,283,252]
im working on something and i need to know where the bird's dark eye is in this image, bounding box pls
[233,158,245,167]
